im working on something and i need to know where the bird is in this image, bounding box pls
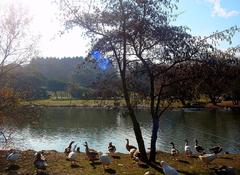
[108,142,116,155]
[160,161,179,175]
[199,153,217,167]
[194,139,205,153]
[184,140,192,157]
[131,149,141,161]
[35,170,49,175]
[209,145,222,154]
[170,142,179,156]
[129,148,138,159]
[84,142,98,162]
[64,141,75,156]
[6,149,21,166]
[99,152,111,170]
[68,144,80,166]
[213,165,236,175]
[126,139,137,152]
[34,151,48,169]
[144,171,155,175]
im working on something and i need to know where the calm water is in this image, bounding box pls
[2,107,240,154]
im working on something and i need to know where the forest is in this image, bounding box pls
[2,54,240,107]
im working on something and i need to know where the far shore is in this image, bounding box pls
[26,99,240,111]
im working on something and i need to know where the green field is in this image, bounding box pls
[30,99,126,107]
[28,98,236,109]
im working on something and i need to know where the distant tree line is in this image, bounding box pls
[5,56,117,100]
[130,52,240,106]
[3,53,240,105]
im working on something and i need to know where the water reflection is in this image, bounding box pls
[2,107,240,153]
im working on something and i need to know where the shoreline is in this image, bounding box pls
[25,99,240,109]
[1,149,240,174]
[27,102,240,111]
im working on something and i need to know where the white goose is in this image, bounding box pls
[199,153,217,167]
[184,140,192,157]
[132,149,141,161]
[68,144,80,166]
[99,152,111,170]
[160,161,179,175]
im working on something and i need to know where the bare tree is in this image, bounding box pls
[0,2,38,80]
[0,2,39,149]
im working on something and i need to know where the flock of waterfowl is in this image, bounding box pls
[3,138,236,175]
[172,139,223,166]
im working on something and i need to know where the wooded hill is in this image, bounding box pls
[6,56,117,99]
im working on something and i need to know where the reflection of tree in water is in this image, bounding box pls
[2,108,240,153]
[0,103,42,149]
[166,109,240,153]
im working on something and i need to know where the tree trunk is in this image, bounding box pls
[209,95,217,105]
[180,98,186,106]
[121,75,148,162]
[149,117,160,162]
[128,107,148,162]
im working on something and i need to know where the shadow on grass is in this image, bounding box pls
[71,164,81,168]
[138,162,149,169]
[5,165,20,171]
[191,155,199,159]
[177,170,195,175]
[90,161,102,169]
[176,159,190,164]
[111,155,121,159]
[218,157,233,160]
[35,171,50,175]
[105,168,116,174]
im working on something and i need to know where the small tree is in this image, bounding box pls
[0,2,39,148]
[199,49,239,105]
[0,2,38,80]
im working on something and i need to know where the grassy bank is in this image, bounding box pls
[29,99,237,109]
[0,150,240,175]
[29,99,127,107]
[28,98,153,108]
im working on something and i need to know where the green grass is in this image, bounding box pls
[30,99,125,107]
[28,98,237,109]
[0,150,240,175]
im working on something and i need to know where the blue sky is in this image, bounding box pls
[3,0,238,57]
[174,0,240,48]
[33,0,240,56]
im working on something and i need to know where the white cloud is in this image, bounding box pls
[207,0,239,18]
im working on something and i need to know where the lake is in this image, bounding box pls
[2,107,240,154]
